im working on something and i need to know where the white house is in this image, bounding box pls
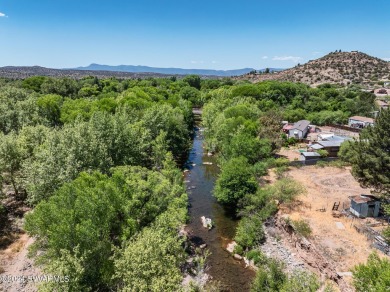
[348,116,375,129]
[288,120,311,139]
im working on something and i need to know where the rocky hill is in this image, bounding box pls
[241,51,390,87]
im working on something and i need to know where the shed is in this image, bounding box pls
[288,120,311,139]
[299,152,321,161]
[348,116,375,128]
[349,195,380,218]
[315,140,344,157]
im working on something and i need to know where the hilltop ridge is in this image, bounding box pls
[241,51,390,87]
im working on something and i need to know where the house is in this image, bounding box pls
[282,123,294,133]
[376,99,389,111]
[349,195,381,218]
[288,120,311,139]
[308,141,342,157]
[348,116,375,129]
[299,152,321,161]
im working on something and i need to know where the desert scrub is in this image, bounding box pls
[292,219,312,238]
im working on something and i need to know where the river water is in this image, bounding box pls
[184,124,255,291]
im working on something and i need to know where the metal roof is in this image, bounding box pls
[350,195,379,204]
[300,152,321,157]
[292,120,311,131]
[317,141,343,147]
[309,144,324,150]
[349,116,375,123]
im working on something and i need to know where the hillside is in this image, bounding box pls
[0,66,178,79]
[241,51,390,87]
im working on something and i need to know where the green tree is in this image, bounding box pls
[339,109,390,195]
[352,253,390,292]
[37,94,63,126]
[113,225,185,292]
[183,75,201,90]
[214,156,258,207]
[0,132,23,196]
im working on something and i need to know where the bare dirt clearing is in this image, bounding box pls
[283,166,383,271]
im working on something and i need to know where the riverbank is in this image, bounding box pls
[183,126,255,291]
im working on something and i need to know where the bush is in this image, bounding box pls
[382,226,390,244]
[235,215,265,249]
[281,270,320,292]
[275,166,288,179]
[317,149,329,158]
[271,178,306,205]
[233,244,244,255]
[274,158,290,168]
[251,259,286,291]
[252,161,268,177]
[246,250,267,266]
[292,219,312,238]
[315,160,328,168]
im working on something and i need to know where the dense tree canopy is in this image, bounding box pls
[340,109,390,196]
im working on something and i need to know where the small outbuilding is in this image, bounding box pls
[349,195,381,218]
[348,116,375,128]
[299,152,321,161]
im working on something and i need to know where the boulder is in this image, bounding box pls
[200,216,213,229]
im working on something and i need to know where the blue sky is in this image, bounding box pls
[1,0,390,69]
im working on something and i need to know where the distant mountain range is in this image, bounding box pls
[72,64,283,77]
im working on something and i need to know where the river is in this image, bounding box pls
[184,119,255,291]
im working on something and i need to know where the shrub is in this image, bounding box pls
[274,158,290,168]
[233,244,244,255]
[246,250,267,266]
[252,161,268,177]
[251,259,286,291]
[292,219,312,238]
[281,270,320,292]
[317,149,329,158]
[315,160,328,168]
[382,226,390,244]
[235,215,265,249]
[275,166,288,179]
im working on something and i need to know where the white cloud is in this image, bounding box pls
[211,61,217,64]
[272,56,302,63]
[383,57,390,61]
[190,60,204,64]
[262,56,268,59]
[0,12,7,17]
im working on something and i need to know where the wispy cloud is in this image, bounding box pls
[0,12,7,17]
[190,60,204,64]
[272,56,302,63]
[383,57,390,61]
[211,60,217,64]
[262,56,268,59]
